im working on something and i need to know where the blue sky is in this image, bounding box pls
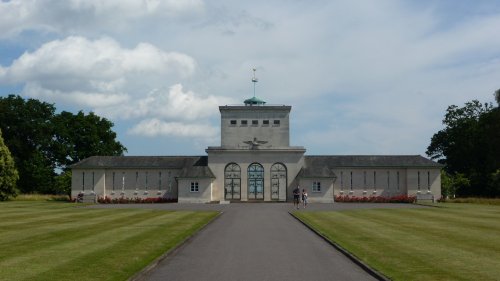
[1,0,499,156]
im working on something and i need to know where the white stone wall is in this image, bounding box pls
[177,178,213,203]
[71,169,105,198]
[331,168,441,200]
[220,106,291,148]
[333,168,409,197]
[406,169,441,200]
[297,178,334,203]
[71,168,180,200]
[207,149,305,202]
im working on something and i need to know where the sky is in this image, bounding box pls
[0,0,499,157]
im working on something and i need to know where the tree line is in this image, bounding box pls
[426,90,500,198]
[0,95,126,199]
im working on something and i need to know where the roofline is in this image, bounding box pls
[176,176,216,179]
[206,147,306,153]
[219,105,291,112]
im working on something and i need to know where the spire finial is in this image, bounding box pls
[252,68,258,97]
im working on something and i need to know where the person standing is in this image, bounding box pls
[293,186,301,209]
[302,189,308,208]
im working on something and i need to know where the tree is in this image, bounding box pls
[427,99,500,197]
[495,89,500,105]
[0,128,19,201]
[0,95,127,194]
[0,95,56,193]
[51,111,126,171]
[54,170,72,196]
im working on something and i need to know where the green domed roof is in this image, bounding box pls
[244,96,266,105]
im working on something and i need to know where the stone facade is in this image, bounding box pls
[71,99,443,203]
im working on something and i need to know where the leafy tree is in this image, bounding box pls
[495,89,500,105]
[0,95,126,194]
[52,111,126,170]
[0,95,56,193]
[54,170,72,196]
[427,97,500,197]
[0,128,19,201]
[441,172,469,199]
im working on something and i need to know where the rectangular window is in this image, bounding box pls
[241,120,248,126]
[82,172,85,190]
[263,120,269,125]
[312,181,321,192]
[135,171,139,188]
[340,171,344,191]
[373,171,377,190]
[397,171,400,190]
[427,171,431,191]
[273,120,280,126]
[418,171,421,191]
[230,120,237,125]
[159,172,162,190]
[92,172,95,191]
[387,171,390,189]
[122,172,125,190]
[350,171,353,190]
[145,172,148,190]
[252,120,258,126]
[190,182,199,192]
[112,172,115,191]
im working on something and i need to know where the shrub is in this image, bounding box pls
[97,196,176,204]
[334,195,416,203]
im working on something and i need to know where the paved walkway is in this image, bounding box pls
[92,203,423,281]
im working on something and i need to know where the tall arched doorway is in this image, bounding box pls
[248,163,264,200]
[224,163,241,200]
[271,163,287,200]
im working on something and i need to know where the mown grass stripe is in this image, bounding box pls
[295,204,500,281]
[0,210,187,265]
[0,209,169,247]
[0,202,218,281]
[32,211,216,281]
[0,209,216,281]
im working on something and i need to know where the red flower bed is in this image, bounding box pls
[334,195,416,203]
[97,196,177,204]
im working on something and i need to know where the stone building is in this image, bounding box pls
[71,96,442,203]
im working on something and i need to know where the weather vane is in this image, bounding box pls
[252,68,258,97]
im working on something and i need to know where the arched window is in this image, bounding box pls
[224,163,241,200]
[270,163,287,200]
[248,163,264,200]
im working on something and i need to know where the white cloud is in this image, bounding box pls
[0,0,205,38]
[97,84,234,120]
[128,119,218,138]
[0,36,196,107]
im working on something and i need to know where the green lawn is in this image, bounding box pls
[294,204,500,281]
[0,201,218,281]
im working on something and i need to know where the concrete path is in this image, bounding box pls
[135,203,386,281]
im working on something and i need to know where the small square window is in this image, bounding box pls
[230,120,237,125]
[273,120,280,126]
[263,120,269,125]
[252,120,258,126]
[190,182,199,192]
[241,120,248,126]
[312,181,321,192]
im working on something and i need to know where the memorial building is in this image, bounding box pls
[71,75,442,203]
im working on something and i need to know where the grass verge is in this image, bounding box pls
[294,203,500,281]
[0,201,218,281]
[443,197,500,205]
[11,194,70,201]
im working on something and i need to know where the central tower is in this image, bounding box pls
[206,69,305,202]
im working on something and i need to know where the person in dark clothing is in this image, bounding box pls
[293,186,301,209]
